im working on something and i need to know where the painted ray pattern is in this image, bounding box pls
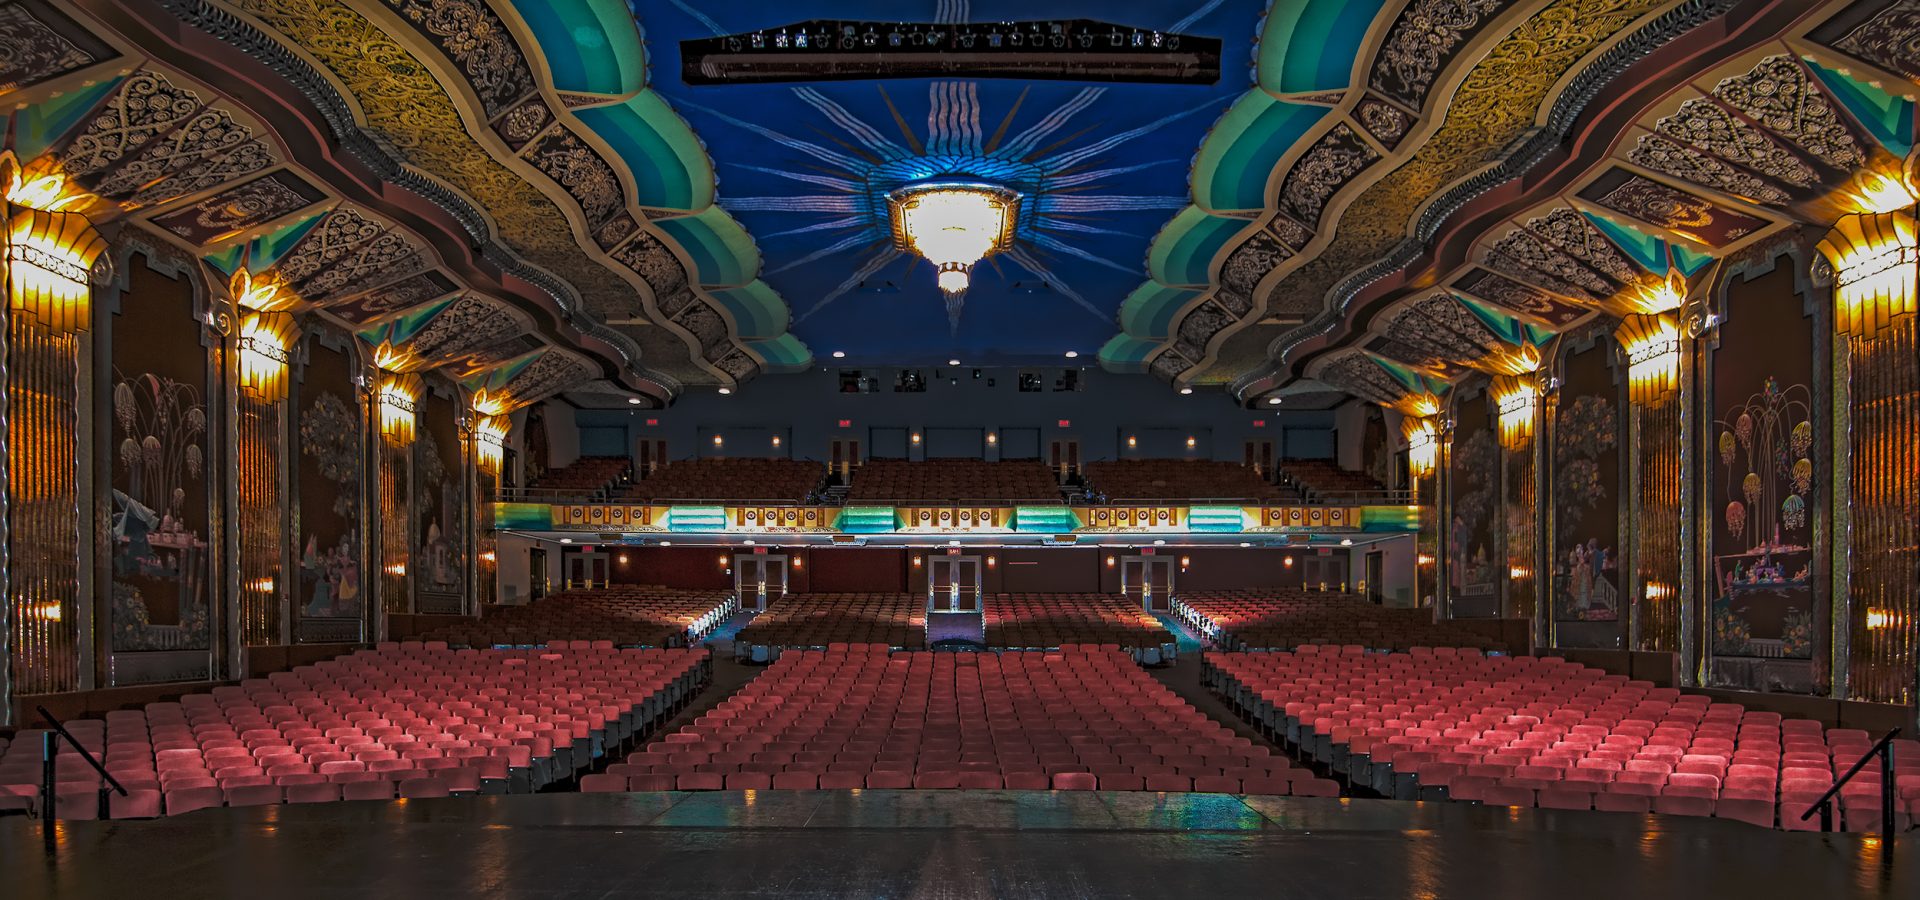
[646,0,1256,363]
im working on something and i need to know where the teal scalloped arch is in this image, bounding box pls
[655,207,761,288]
[1147,206,1250,287]
[712,280,790,340]
[748,333,812,373]
[1191,93,1329,213]
[507,0,647,97]
[1119,283,1202,340]
[1255,0,1388,96]
[1098,334,1159,373]
[575,91,716,212]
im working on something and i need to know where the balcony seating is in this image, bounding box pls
[412,588,736,648]
[1276,459,1394,503]
[733,593,927,654]
[621,458,825,503]
[522,456,631,499]
[1207,648,1920,832]
[597,645,1337,797]
[1176,590,1516,653]
[845,459,1062,503]
[0,645,706,818]
[1081,460,1281,502]
[984,593,1174,650]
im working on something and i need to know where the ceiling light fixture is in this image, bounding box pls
[888,182,1019,296]
[718,387,732,395]
[948,358,961,366]
[1267,397,1282,406]
[1179,387,1192,395]
[1064,350,1079,359]
[627,397,642,405]
[832,350,846,358]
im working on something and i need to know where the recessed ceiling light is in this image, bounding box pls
[718,387,732,395]
[743,539,755,546]
[659,540,671,547]
[626,397,642,405]
[1153,539,1166,546]
[1064,350,1079,359]
[947,539,961,546]
[1267,397,1282,405]
[948,358,960,366]
[832,351,846,359]
[559,538,572,544]
[1179,387,1193,395]
[1340,538,1354,546]
[1239,542,1252,548]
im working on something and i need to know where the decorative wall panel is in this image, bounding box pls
[1709,265,1818,691]
[1844,320,1918,706]
[293,333,364,642]
[108,260,212,656]
[6,315,82,694]
[1449,389,1499,616]
[1503,429,1538,624]
[413,390,465,615]
[235,393,282,646]
[1551,339,1622,645]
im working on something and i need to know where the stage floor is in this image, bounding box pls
[4,790,1912,898]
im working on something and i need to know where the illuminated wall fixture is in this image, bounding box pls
[3,154,106,332]
[985,555,996,567]
[718,555,729,567]
[376,371,422,445]
[791,556,801,569]
[1480,339,1541,377]
[1283,556,1294,568]
[1418,553,1436,566]
[911,432,922,444]
[771,435,782,448]
[887,182,1020,295]
[1403,417,1438,478]
[912,555,923,567]
[1394,391,1440,418]
[617,553,630,565]
[986,432,997,446]
[1179,556,1191,568]
[470,388,513,417]
[480,550,497,564]
[228,264,300,313]
[1105,555,1116,568]
[1841,164,1919,215]
[371,339,421,373]
[474,414,509,474]
[1509,566,1532,580]
[1866,609,1893,630]
[1644,582,1672,601]
[1492,375,1538,449]
[1618,313,1682,404]
[1622,268,1688,316]
[1126,435,1137,449]
[713,434,724,447]
[1185,436,1197,449]
[1818,209,1917,336]
[237,312,296,401]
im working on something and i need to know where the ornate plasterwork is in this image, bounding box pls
[405,294,524,364]
[212,0,722,385]
[1708,54,1865,173]
[0,1,100,91]
[500,348,596,404]
[1625,133,1795,205]
[1180,0,1679,384]
[276,205,426,302]
[1368,0,1509,110]
[1822,0,1920,81]
[374,0,534,118]
[1355,97,1414,149]
[50,68,280,210]
[1278,124,1381,227]
[1314,350,1408,406]
[521,126,623,228]
[147,170,325,243]
[1653,96,1820,187]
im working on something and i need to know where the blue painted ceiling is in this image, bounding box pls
[638,0,1261,367]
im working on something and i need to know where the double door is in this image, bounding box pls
[928,556,981,612]
[735,555,788,611]
[1121,557,1176,612]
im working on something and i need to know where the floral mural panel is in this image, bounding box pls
[1710,264,1818,689]
[110,262,212,653]
[296,334,364,636]
[1552,340,1622,626]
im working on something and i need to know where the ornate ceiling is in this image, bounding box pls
[9,0,1914,407]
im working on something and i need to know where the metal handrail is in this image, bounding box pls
[37,706,128,822]
[1799,727,1900,837]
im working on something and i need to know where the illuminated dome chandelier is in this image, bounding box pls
[887,181,1021,297]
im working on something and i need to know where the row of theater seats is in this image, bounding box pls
[581,645,1341,796]
[0,644,706,819]
[1207,646,1920,832]
[1276,459,1393,502]
[413,588,735,648]
[1176,591,1517,653]
[523,456,631,498]
[1081,460,1282,502]
[620,458,825,502]
[984,593,1174,653]
[733,594,927,658]
[845,459,1062,503]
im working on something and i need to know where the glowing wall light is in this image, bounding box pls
[474,414,509,473]
[1403,417,1438,478]
[1818,210,1917,337]
[1865,609,1893,630]
[229,265,300,313]
[3,156,105,333]
[1478,339,1541,377]
[1618,313,1681,404]
[377,371,422,445]
[471,388,514,417]
[1493,375,1538,449]
[237,312,296,400]
[1620,269,1687,315]
[1393,391,1440,418]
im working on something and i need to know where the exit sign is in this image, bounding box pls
[1251,419,1265,427]
[1057,419,1071,428]
[645,418,659,426]
[838,419,852,428]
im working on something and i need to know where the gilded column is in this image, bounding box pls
[375,371,420,619]
[1404,413,1439,611]
[1,155,107,720]
[473,413,506,611]
[1817,200,1919,707]
[1495,375,1541,626]
[231,278,298,651]
[1619,308,1685,654]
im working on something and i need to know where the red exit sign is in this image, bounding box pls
[838,419,852,428]
[1251,419,1265,427]
[1057,419,1071,428]
[645,418,659,426]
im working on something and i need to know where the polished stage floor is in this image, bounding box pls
[4,790,1911,898]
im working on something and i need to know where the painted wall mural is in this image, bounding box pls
[1552,340,1621,632]
[1710,266,1818,691]
[414,390,465,614]
[1449,391,1499,615]
[109,262,211,653]
[295,334,364,640]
